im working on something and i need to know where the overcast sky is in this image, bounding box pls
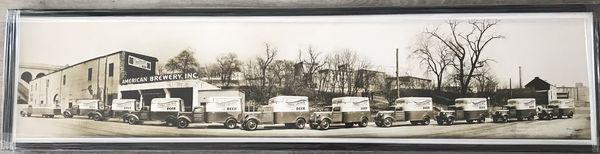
[18,13,593,87]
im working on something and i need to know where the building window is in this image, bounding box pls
[63,75,66,85]
[108,63,114,77]
[128,57,134,64]
[88,68,93,81]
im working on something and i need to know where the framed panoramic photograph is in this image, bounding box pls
[1,4,599,153]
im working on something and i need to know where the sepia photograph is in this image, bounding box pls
[12,12,596,144]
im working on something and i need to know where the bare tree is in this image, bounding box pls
[426,19,503,95]
[257,43,278,87]
[216,52,242,87]
[411,34,453,91]
[472,66,499,93]
[299,46,325,88]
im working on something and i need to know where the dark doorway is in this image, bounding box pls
[140,89,166,107]
[169,88,193,111]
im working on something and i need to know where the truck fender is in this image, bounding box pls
[224,116,238,123]
[422,114,431,120]
[244,116,261,124]
[320,117,331,123]
[177,116,192,123]
[381,115,394,122]
[295,116,306,122]
[128,114,140,121]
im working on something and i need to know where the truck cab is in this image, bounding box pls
[374,97,433,127]
[127,98,184,126]
[176,97,243,129]
[308,97,370,130]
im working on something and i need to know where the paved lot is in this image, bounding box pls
[15,107,591,139]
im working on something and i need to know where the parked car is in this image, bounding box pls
[20,105,61,118]
[309,97,370,130]
[374,97,434,127]
[177,96,243,129]
[491,98,536,123]
[435,98,488,125]
[126,98,183,126]
[63,99,104,119]
[240,96,310,131]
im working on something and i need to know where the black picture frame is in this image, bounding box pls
[3,4,599,153]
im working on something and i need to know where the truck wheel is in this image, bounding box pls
[344,123,354,128]
[92,114,101,121]
[557,113,563,119]
[492,117,498,123]
[382,118,393,127]
[359,118,368,127]
[295,118,306,129]
[309,123,318,129]
[477,117,485,123]
[466,119,473,124]
[319,119,331,130]
[20,112,25,117]
[568,112,573,118]
[245,119,258,131]
[446,117,454,125]
[436,119,444,125]
[502,115,509,123]
[177,119,189,128]
[225,119,237,129]
[27,113,31,117]
[128,116,138,125]
[422,118,431,125]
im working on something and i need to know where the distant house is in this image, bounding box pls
[386,76,432,90]
[524,77,552,105]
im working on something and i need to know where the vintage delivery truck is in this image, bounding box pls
[176,96,243,129]
[103,99,140,122]
[239,96,310,131]
[538,99,575,120]
[20,105,61,118]
[435,98,488,125]
[309,97,370,130]
[491,98,536,123]
[374,97,433,127]
[62,99,105,119]
[126,98,183,126]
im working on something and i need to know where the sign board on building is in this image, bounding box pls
[128,55,152,71]
[557,92,569,99]
[120,72,199,85]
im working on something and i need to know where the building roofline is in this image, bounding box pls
[30,51,157,82]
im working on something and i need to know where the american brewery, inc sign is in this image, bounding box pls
[121,72,199,85]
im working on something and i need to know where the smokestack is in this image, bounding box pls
[519,66,522,89]
[396,48,400,98]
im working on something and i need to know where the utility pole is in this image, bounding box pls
[519,66,522,89]
[509,78,513,98]
[396,48,400,98]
